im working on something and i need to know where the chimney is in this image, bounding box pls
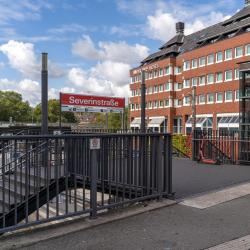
[176,22,185,34]
[246,0,250,6]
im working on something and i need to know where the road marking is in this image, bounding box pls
[180,182,250,209]
[206,234,250,250]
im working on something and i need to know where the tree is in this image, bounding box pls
[33,99,77,123]
[0,91,32,122]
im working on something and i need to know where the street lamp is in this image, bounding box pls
[140,69,146,133]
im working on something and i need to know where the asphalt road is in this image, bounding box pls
[19,195,250,250]
[173,158,250,198]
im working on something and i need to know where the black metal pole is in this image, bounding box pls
[192,86,196,160]
[41,53,48,135]
[59,92,62,132]
[141,70,146,133]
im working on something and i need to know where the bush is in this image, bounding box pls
[172,134,192,157]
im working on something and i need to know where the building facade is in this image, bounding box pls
[129,0,250,134]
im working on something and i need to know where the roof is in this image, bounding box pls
[141,5,250,65]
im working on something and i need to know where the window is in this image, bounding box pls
[183,96,191,106]
[174,99,182,107]
[191,77,198,86]
[159,68,163,77]
[148,101,152,109]
[183,61,190,71]
[199,95,206,104]
[153,85,158,93]
[165,66,171,75]
[235,46,243,58]
[165,99,170,107]
[225,49,232,60]
[216,92,223,103]
[216,72,223,83]
[175,67,182,75]
[147,86,153,94]
[174,83,182,91]
[207,54,214,65]
[159,100,164,108]
[158,84,163,92]
[191,59,198,69]
[153,100,158,108]
[199,76,206,86]
[207,93,214,103]
[207,74,214,84]
[225,91,233,102]
[199,57,206,67]
[183,79,190,88]
[164,82,171,91]
[130,104,134,110]
[246,44,250,55]
[225,70,233,81]
[216,51,223,62]
[235,90,239,101]
[235,68,239,80]
[153,70,158,78]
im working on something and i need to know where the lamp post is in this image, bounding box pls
[140,70,146,133]
[191,86,196,160]
[41,53,48,135]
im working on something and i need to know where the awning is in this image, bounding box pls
[218,116,239,128]
[148,117,165,128]
[130,118,141,128]
[186,117,213,128]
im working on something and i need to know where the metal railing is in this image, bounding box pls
[0,133,172,233]
[192,130,250,165]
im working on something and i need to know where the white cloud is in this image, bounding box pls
[0,40,65,79]
[68,64,130,98]
[145,9,232,42]
[0,0,52,25]
[72,35,149,64]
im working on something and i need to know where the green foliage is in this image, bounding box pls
[93,107,129,130]
[172,134,191,157]
[33,99,77,123]
[0,91,32,122]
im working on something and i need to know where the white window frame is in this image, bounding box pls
[199,57,206,67]
[235,90,239,101]
[216,92,223,103]
[207,54,214,65]
[199,76,206,86]
[207,93,214,104]
[225,49,232,61]
[225,70,233,82]
[216,51,223,63]
[225,91,233,102]
[164,82,172,92]
[191,77,198,87]
[235,46,243,58]
[183,96,191,106]
[246,44,250,56]
[207,74,214,85]
[199,95,206,105]
[191,59,198,69]
[183,79,190,88]
[183,61,190,71]
[165,99,170,107]
[235,68,239,80]
[216,72,223,83]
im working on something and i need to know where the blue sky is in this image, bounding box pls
[0,0,242,105]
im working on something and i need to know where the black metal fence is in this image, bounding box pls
[0,133,172,233]
[193,130,250,165]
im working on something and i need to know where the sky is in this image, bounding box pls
[0,0,243,106]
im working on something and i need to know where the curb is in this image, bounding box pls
[0,199,176,250]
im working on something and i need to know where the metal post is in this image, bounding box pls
[141,70,146,133]
[59,92,62,132]
[192,86,196,161]
[90,138,99,219]
[105,113,108,130]
[41,53,48,135]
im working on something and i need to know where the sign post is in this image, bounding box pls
[89,138,100,219]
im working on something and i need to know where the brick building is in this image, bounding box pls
[129,0,250,134]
